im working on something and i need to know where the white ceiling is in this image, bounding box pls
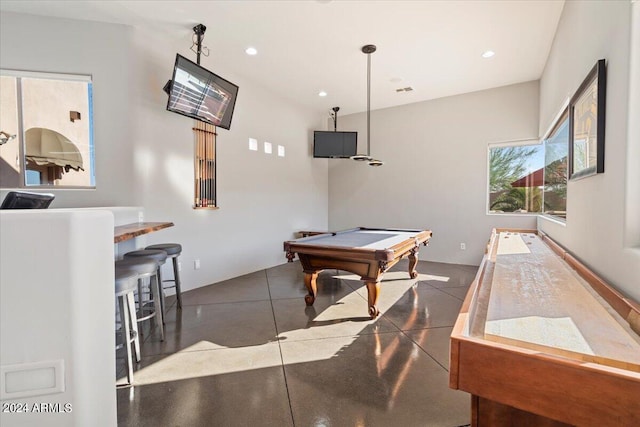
[0,0,565,117]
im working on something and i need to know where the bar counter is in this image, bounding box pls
[114,221,174,243]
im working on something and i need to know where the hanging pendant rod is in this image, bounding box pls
[331,106,340,131]
[362,44,383,167]
[193,24,207,65]
[366,48,371,157]
[351,44,377,162]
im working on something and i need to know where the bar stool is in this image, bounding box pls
[114,267,140,385]
[124,249,168,319]
[116,257,165,341]
[145,243,183,309]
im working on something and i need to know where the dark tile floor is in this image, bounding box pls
[116,259,477,426]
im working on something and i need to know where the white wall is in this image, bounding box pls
[538,0,640,301]
[0,209,116,427]
[0,12,329,292]
[128,27,328,288]
[626,1,640,249]
[329,81,539,266]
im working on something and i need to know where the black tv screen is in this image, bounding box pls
[313,131,357,158]
[166,54,239,130]
[0,191,54,209]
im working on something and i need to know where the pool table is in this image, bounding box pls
[283,227,432,318]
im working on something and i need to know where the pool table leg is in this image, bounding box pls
[304,271,319,305]
[366,281,381,319]
[408,249,419,279]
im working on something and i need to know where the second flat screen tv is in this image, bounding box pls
[166,54,239,130]
[313,131,357,158]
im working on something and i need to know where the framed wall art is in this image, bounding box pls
[568,59,606,180]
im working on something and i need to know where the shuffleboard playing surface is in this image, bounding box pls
[484,231,640,371]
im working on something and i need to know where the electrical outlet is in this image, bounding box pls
[178,262,182,272]
[460,243,466,250]
[194,259,200,270]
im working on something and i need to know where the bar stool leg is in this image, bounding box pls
[172,257,183,309]
[136,278,144,319]
[127,292,141,362]
[118,294,134,385]
[157,268,166,322]
[150,273,165,341]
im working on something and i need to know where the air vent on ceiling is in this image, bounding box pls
[395,87,413,92]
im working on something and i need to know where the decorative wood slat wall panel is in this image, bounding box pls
[193,121,217,209]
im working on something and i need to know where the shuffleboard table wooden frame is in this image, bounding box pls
[284,227,432,318]
[450,228,640,426]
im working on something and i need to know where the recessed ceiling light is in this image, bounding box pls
[245,47,258,56]
[318,91,328,97]
[482,50,495,58]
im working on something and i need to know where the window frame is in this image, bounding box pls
[0,69,95,189]
[541,102,570,221]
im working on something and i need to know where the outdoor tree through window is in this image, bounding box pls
[488,141,544,214]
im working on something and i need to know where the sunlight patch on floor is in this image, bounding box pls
[122,273,451,386]
[123,342,283,386]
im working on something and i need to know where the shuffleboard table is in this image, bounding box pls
[450,229,640,426]
[283,227,432,318]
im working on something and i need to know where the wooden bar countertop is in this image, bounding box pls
[114,222,174,243]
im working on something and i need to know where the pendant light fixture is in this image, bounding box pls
[351,44,384,166]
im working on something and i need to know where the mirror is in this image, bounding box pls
[0,70,95,188]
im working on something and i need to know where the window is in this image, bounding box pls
[488,140,544,214]
[543,109,569,219]
[488,108,570,217]
[0,70,94,188]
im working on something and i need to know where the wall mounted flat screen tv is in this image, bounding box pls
[0,191,55,209]
[166,54,239,130]
[313,131,357,158]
